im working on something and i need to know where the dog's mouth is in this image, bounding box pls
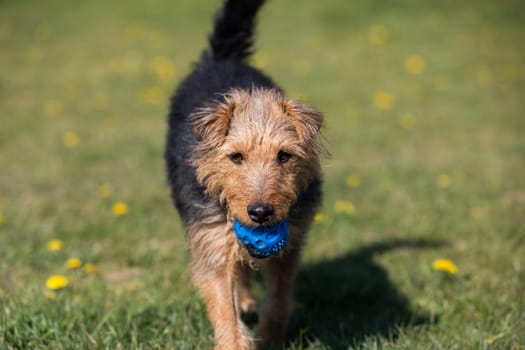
[233,219,288,258]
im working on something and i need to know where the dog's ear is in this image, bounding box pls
[281,100,325,154]
[191,99,235,146]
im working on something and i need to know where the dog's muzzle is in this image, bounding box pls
[233,220,288,258]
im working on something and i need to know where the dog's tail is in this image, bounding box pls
[207,0,266,62]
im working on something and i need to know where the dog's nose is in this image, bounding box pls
[247,203,274,223]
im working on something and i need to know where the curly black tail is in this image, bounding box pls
[207,0,266,61]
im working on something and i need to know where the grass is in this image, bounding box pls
[0,0,524,348]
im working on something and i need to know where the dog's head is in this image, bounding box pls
[191,88,325,227]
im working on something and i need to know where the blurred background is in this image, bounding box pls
[0,0,524,348]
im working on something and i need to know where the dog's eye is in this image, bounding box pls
[277,150,291,164]
[229,152,244,164]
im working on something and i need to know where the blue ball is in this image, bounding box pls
[233,220,289,258]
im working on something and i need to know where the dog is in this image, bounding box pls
[165,0,325,348]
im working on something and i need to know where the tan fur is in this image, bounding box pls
[187,88,324,349]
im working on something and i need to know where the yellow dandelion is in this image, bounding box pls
[404,55,426,75]
[470,206,486,220]
[399,112,416,129]
[66,258,82,269]
[46,275,69,290]
[334,200,356,214]
[63,131,79,148]
[436,174,450,188]
[372,90,395,111]
[27,46,44,64]
[47,239,63,252]
[149,56,176,84]
[84,263,97,274]
[474,67,492,87]
[44,100,62,118]
[432,258,458,274]
[0,213,4,225]
[112,201,129,216]
[313,213,324,223]
[346,174,362,188]
[485,338,494,345]
[139,87,166,105]
[97,184,113,198]
[367,24,388,46]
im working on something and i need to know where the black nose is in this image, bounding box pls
[247,203,274,223]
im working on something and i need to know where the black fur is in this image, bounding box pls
[165,0,321,227]
[209,0,266,61]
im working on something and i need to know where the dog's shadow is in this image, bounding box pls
[287,238,445,347]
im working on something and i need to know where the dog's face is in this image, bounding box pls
[191,89,324,227]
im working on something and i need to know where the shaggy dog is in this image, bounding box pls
[165,0,325,348]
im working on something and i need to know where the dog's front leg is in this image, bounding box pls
[237,263,257,313]
[196,266,253,350]
[188,222,253,349]
[256,250,300,347]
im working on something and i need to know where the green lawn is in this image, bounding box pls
[1,0,524,349]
